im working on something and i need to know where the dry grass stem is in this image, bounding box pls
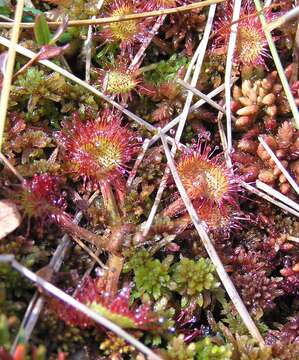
[256,180,299,212]
[0,153,24,182]
[127,138,150,189]
[0,0,224,29]
[258,136,299,195]
[148,78,238,148]
[72,236,106,268]
[142,4,216,236]
[129,15,166,70]
[225,0,242,152]
[241,181,299,218]
[177,79,238,121]
[253,0,299,129]
[0,0,25,151]
[287,235,299,243]
[266,6,299,32]
[160,132,264,343]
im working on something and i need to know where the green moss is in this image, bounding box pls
[195,337,232,360]
[166,335,233,360]
[144,54,189,85]
[170,257,220,307]
[124,250,173,301]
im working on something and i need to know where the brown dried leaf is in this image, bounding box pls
[0,200,21,239]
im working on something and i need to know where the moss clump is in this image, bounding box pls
[169,257,220,307]
[165,335,232,360]
[125,250,173,301]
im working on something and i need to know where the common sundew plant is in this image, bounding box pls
[0,0,299,359]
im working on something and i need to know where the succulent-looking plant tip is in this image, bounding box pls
[56,110,138,185]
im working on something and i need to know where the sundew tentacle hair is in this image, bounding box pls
[212,0,279,68]
[164,141,241,234]
[49,276,155,329]
[18,174,68,220]
[177,142,239,209]
[99,0,150,56]
[55,109,140,186]
[96,59,142,104]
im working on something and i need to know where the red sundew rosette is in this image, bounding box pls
[49,277,156,330]
[55,109,140,187]
[211,0,280,68]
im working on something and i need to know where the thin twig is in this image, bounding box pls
[253,0,299,129]
[258,136,299,195]
[85,24,94,84]
[0,153,24,182]
[142,4,216,237]
[1,255,162,360]
[225,0,242,152]
[216,110,233,168]
[287,235,299,243]
[256,180,299,212]
[129,15,166,70]
[266,6,299,32]
[126,138,150,189]
[177,79,238,122]
[0,0,25,151]
[241,181,299,218]
[72,236,106,268]
[159,132,264,343]
[0,0,224,29]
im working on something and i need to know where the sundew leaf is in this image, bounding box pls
[34,14,51,46]
[89,302,137,329]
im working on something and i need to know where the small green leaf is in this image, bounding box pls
[34,14,51,46]
[0,0,11,16]
[0,314,10,350]
[24,7,43,16]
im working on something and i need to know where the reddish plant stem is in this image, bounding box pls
[56,213,109,250]
[99,182,124,296]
